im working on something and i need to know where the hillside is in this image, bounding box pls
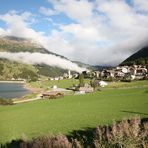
[0,36,67,59]
[0,36,91,80]
[0,59,38,81]
[0,36,74,80]
[120,46,148,66]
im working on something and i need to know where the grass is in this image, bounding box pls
[0,80,148,144]
[29,79,90,90]
[106,80,148,88]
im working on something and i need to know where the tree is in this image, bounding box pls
[79,73,84,87]
[90,78,100,91]
[0,63,3,75]
[18,68,38,82]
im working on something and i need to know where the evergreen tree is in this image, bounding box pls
[79,73,84,87]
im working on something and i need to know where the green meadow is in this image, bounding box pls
[0,80,148,144]
[29,78,90,89]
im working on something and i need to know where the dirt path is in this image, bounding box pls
[13,94,42,104]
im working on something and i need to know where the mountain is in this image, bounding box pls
[73,61,110,71]
[0,36,92,81]
[0,36,67,59]
[72,61,94,70]
[120,46,148,66]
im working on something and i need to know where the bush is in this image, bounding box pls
[0,98,13,105]
[93,117,148,148]
[1,117,148,148]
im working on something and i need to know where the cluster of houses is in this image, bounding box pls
[42,65,148,97]
[48,65,148,82]
[48,70,78,81]
[98,65,147,80]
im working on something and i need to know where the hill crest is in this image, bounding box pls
[120,46,148,66]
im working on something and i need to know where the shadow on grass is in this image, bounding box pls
[1,118,148,148]
[0,140,23,148]
[121,110,148,116]
[0,128,97,148]
[144,90,148,93]
[67,127,96,148]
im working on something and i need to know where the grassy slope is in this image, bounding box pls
[106,80,148,88]
[0,81,148,144]
[0,36,73,78]
[29,79,88,89]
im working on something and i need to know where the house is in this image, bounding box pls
[41,91,64,99]
[116,66,129,73]
[72,73,79,79]
[49,77,54,81]
[101,70,115,78]
[54,77,60,80]
[99,81,108,87]
[63,73,69,79]
[94,71,100,78]
[129,65,147,79]
[114,71,125,78]
[136,67,147,76]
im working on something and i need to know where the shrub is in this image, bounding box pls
[20,135,72,148]
[93,117,148,148]
[0,98,13,105]
[79,73,84,87]
[1,117,148,148]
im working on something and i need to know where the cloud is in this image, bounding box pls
[133,0,148,12]
[0,52,86,73]
[0,0,148,66]
[0,11,45,39]
[47,0,94,23]
[39,7,56,16]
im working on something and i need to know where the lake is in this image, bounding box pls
[0,82,31,99]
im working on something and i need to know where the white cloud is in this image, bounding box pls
[0,0,148,66]
[39,6,56,16]
[133,0,148,12]
[0,52,86,72]
[48,0,94,24]
[0,11,45,39]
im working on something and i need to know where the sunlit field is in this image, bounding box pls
[0,80,148,144]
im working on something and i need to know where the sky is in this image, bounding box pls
[0,0,148,66]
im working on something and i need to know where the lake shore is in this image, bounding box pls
[0,80,43,92]
[0,80,25,84]
[24,83,44,93]
[0,82,32,99]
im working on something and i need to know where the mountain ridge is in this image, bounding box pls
[0,36,68,59]
[120,46,148,66]
[0,36,92,80]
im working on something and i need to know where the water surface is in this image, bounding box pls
[0,82,31,99]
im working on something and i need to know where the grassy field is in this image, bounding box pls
[0,80,148,144]
[106,80,148,88]
[29,78,90,90]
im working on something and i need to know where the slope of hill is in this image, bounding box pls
[120,46,148,66]
[0,36,74,80]
[0,59,38,81]
[0,36,67,59]
[0,36,92,81]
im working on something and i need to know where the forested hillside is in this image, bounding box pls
[0,36,70,80]
[120,46,148,65]
[0,36,89,80]
[0,59,38,81]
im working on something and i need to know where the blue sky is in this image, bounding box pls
[0,0,50,13]
[0,0,148,66]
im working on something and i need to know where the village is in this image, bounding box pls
[49,65,148,81]
[38,64,148,100]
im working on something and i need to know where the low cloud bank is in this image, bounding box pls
[0,52,86,73]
